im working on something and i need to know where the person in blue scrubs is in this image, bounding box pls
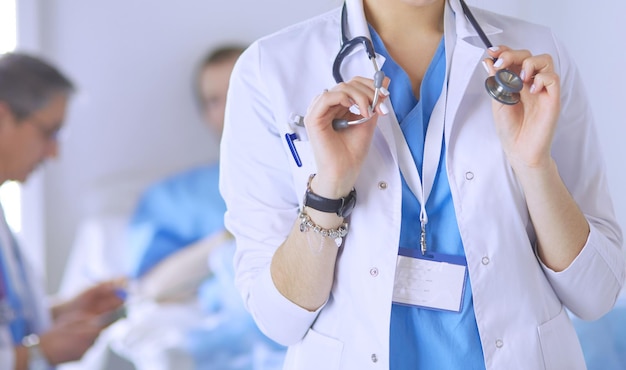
[127,45,286,369]
[128,45,246,277]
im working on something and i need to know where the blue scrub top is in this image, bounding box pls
[128,164,226,278]
[126,165,286,369]
[369,27,486,369]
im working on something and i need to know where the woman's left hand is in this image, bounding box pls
[484,46,561,170]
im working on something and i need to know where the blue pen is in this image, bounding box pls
[115,288,128,301]
[285,133,302,167]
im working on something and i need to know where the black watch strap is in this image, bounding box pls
[302,174,357,218]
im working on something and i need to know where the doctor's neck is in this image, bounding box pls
[364,0,445,40]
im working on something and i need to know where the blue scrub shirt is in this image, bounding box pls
[369,27,486,369]
[128,164,226,278]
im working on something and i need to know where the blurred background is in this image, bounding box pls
[1,0,624,369]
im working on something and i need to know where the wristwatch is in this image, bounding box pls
[303,174,357,218]
[22,334,51,370]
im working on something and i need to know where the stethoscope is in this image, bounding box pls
[331,0,523,130]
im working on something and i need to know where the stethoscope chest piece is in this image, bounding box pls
[485,69,523,105]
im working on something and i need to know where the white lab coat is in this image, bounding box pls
[220,0,626,369]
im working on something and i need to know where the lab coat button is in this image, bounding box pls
[482,257,490,265]
[496,339,504,348]
[465,172,475,180]
[378,181,388,190]
[371,354,378,363]
[370,267,379,277]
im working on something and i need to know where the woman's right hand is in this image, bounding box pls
[304,76,389,198]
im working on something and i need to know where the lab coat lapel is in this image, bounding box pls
[444,0,502,143]
[345,0,370,40]
[339,0,379,82]
[341,0,505,162]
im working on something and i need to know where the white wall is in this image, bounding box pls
[24,0,626,292]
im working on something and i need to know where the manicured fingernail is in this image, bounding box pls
[489,46,500,52]
[349,104,360,115]
[530,84,537,94]
[380,103,389,115]
[520,70,526,81]
[482,61,489,73]
[379,87,390,96]
[493,58,504,68]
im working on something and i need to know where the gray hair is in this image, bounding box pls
[0,52,74,120]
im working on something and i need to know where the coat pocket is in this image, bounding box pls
[287,328,344,370]
[537,306,586,370]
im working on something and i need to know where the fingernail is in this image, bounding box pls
[349,104,360,115]
[520,70,526,81]
[489,46,500,52]
[493,58,504,68]
[482,61,489,73]
[530,84,536,94]
[380,103,389,116]
[379,86,390,96]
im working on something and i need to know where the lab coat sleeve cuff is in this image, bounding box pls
[248,265,324,346]
[540,224,626,320]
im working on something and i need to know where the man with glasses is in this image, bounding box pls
[0,52,125,370]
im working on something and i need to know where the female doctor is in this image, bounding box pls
[219,0,625,368]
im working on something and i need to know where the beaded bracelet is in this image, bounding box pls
[298,209,349,248]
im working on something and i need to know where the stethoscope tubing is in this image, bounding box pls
[332,0,523,130]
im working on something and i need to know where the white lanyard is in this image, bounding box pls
[388,83,447,255]
[386,0,455,255]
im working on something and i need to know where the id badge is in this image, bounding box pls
[392,248,467,313]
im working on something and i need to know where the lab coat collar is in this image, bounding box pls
[336,0,387,84]
[342,0,498,157]
[449,0,502,45]
[345,0,370,41]
[340,0,502,78]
